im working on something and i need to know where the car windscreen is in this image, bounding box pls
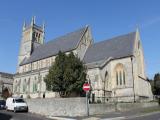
[0,100,5,105]
[15,99,25,103]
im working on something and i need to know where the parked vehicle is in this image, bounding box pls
[6,97,28,112]
[0,100,6,109]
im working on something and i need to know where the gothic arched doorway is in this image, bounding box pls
[2,87,12,99]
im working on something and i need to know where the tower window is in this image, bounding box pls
[138,41,140,49]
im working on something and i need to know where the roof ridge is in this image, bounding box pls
[33,26,87,50]
[84,31,136,64]
[0,72,13,75]
[45,26,87,45]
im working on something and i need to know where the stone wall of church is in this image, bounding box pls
[87,68,104,99]
[132,32,153,99]
[87,57,135,102]
[110,57,134,97]
[87,56,152,102]
[14,68,50,98]
[75,27,93,60]
[135,77,153,99]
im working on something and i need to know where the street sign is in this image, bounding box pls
[83,83,90,92]
[83,82,90,116]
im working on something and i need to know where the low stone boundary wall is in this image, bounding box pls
[25,98,159,116]
[26,97,86,116]
[117,102,159,111]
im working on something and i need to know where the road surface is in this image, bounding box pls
[0,110,51,120]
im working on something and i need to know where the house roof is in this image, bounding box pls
[83,31,136,64]
[20,26,87,65]
[0,72,14,78]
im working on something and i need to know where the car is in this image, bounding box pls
[0,100,6,110]
[6,97,28,112]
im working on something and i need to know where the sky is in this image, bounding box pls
[0,0,159,79]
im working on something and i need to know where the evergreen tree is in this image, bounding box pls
[44,51,87,97]
[154,73,160,95]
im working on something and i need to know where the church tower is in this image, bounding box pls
[17,17,45,71]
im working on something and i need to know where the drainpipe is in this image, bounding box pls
[131,56,136,102]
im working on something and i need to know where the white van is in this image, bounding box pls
[6,97,28,112]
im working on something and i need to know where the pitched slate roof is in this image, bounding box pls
[20,27,87,65]
[0,72,14,78]
[83,31,136,64]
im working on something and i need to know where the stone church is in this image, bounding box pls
[13,17,153,102]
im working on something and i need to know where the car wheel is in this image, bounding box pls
[6,106,8,111]
[26,108,28,112]
[14,108,16,113]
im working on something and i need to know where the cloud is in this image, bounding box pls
[128,16,160,30]
[140,16,160,29]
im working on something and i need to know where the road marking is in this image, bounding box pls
[48,116,76,120]
[101,117,125,120]
[83,117,100,120]
[125,111,160,119]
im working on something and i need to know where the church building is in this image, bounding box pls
[13,17,153,102]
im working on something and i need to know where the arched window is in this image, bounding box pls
[104,71,109,90]
[33,77,37,92]
[27,78,30,93]
[23,79,26,93]
[138,41,140,49]
[120,71,122,85]
[18,79,21,93]
[116,71,118,85]
[105,71,108,78]
[114,63,126,86]
[123,71,125,84]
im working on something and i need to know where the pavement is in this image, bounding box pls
[48,106,160,120]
